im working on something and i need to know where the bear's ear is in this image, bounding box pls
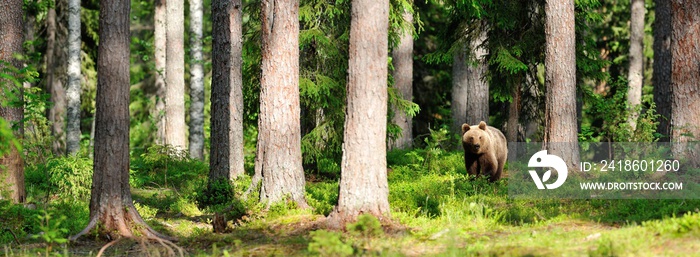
[462,123,471,134]
[478,121,487,130]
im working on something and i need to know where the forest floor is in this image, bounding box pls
[3,149,700,256]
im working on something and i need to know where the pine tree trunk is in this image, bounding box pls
[45,8,67,155]
[188,0,205,160]
[66,0,82,155]
[452,25,489,137]
[71,0,168,240]
[0,0,25,204]
[506,82,521,160]
[670,0,700,167]
[389,11,413,150]
[327,0,390,228]
[522,66,543,141]
[256,0,307,206]
[466,26,489,126]
[165,0,187,149]
[154,0,167,145]
[544,0,579,168]
[451,48,469,136]
[626,0,644,132]
[653,0,671,141]
[22,10,35,91]
[210,0,244,182]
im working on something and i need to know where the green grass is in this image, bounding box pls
[3,148,700,256]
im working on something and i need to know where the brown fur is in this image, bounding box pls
[461,121,508,182]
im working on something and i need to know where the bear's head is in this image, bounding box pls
[462,121,490,154]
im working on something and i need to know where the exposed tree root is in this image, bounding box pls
[69,216,98,241]
[70,205,177,242]
[94,236,185,257]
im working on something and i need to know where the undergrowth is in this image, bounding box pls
[4,143,700,256]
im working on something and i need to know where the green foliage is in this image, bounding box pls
[267,199,300,218]
[22,86,54,165]
[387,86,421,144]
[25,156,92,204]
[130,145,209,190]
[297,0,350,175]
[588,237,618,257]
[644,212,700,236]
[581,76,659,142]
[1,60,39,158]
[194,177,247,225]
[575,0,610,82]
[43,157,93,202]
[307,230,354,257]
[31,210,68,245]
[195,178,236,210]
[305,182,338,216]
[0,200,40,245]
[346,214,384,238]
[134,202,158,220]
[491,46,528,75]
[0,118,18,159]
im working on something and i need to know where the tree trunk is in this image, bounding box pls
[154,0,167,145]
[22,9,35,91]
[71,0,168,241]
[327,0,390,228]
[256,0,307,207]
[210,0,244,182]
[653,0,671,141]
[670,0,700,167]
[45,8,67,155]
[544,0,579,168]
[189,0,205,160]
[165,0,187,149]
[452,24,489,137]
[66,0,82,155]
[522,65,543,142]
[626,0,644,132]
[506,82,521,160]
[451,48,468,136]
[0,0,25,204]
[389,11,413,150]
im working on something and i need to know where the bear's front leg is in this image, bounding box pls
[481,153,500,182]
[465,154,480,179]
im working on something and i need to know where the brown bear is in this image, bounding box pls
[461,121,508,182]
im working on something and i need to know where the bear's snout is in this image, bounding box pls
[473,144,480,150]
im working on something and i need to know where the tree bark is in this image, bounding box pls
[451,48,469,136]
[626,0,644,132]
[256,0,307,206]
[0,0,25,204]
[165,0,187,149]
[389,11,413,150]
[327,0,390,228]
[71,0,168,241]
[66,0,82,155]
[670,0,700,167]
[189,0,205,160]
[452,24,489,137]
[506,82,521,160]
[154,0,167,145]
[544,0,579,168]
[45,8,67,155]
[210,0,244,182]
[653,0,671,141]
